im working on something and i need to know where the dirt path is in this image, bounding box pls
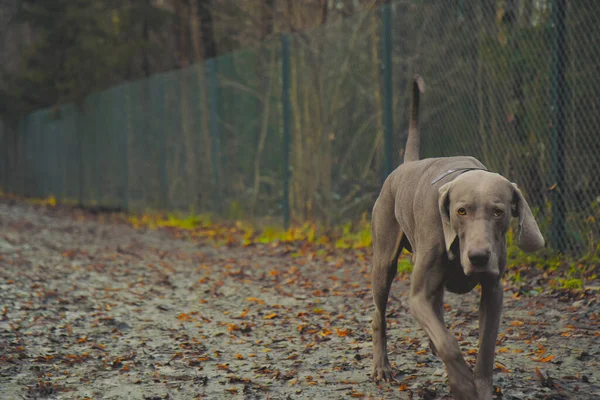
[1,202,599,400]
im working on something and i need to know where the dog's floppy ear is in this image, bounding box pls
[438,182,458,259]
[511,183,545,252]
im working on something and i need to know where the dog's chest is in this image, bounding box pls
[443,258,478,294]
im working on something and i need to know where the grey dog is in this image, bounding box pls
[370,75,544,400]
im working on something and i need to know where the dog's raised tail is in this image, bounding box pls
[404,74,425,163]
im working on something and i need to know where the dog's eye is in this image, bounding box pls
[457,208,466,216]
[494,209,504,217]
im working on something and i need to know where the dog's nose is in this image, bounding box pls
[468,248,491,267]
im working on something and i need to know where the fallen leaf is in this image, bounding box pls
[537,355,555,363]
[335,328,351,337]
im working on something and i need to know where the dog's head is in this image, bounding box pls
[438,171,544,277]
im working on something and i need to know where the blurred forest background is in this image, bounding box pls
[0,0,598,255]
[0,0,379,112]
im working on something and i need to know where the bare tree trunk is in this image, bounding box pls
[189,0,213,208]
[369,11,384,173]
[174,1,191,68]
[197,0,217,59]
[477,4,489,166]
[250,0,277,214]
[251,50,276,212]
[316,0,332,223]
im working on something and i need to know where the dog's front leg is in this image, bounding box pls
[410,255,477,400]
[475,279,504,400]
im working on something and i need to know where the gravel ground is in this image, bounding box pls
[0,201,599,400]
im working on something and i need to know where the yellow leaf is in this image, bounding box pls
[264,313,278,320]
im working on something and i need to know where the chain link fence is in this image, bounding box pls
[0,0,598,256]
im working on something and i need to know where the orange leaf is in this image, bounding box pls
[537,355,555,363]
[398,384,408,391]
[239,309,250,318]
[335,328,351,337]
[495,362,511,373]
[177,313,192,321]
[264,313,278,320]
[510,320,524,327]
[246,297,265,305]
[235,353,244,360]
[217,364,229,371]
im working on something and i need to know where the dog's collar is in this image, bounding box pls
[431,167,489,185]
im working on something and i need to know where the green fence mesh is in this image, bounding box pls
[0,1,598,255]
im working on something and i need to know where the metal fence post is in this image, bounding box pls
[208,59,221,214]
[550,0,568,252]
[281,33,291,230]
[380,3,394,182]
[122,90,129,211]
[158,80,168,210]
[76,106,84,207]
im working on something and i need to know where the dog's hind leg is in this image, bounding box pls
[370,193,404,381]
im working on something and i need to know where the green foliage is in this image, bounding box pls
[227,201,244,220]
[397,255,413,275]
[557,278,583,290]
[334,214,372,250]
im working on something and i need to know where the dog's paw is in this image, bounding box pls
[371,360,396,382]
